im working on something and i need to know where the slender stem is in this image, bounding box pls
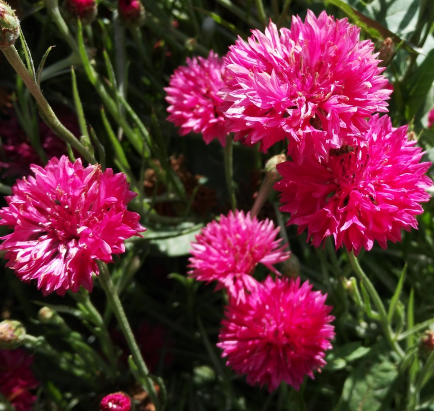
[254,0,267,26]
[97,261,162,410]
[2,46,96,165]
[251,173,274,217]
[348,250,404,358]
[224,134,237,212]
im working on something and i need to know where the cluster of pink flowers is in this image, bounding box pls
[189,211,334,391]
[0,349,39,411]
[0,156,144,296]
[166,10,432,255]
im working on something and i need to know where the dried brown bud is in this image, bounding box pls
[378,37,394,67]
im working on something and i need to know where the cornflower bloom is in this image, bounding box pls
[165,51,228,146]
[275,114,432,254]
[218,276,334,392]
[189,211,289,303]
[100,392,131,411]
[220,11,390,162]
[0,349,39,411]
[0,156,145,295]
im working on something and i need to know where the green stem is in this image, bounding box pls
[254,0,267,26]
[224,134,237,212]
[97,261,162,410]
[2,46,96,165]
[348,250,404,358]
[70,289,118,373]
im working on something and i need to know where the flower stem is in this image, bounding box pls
[348,250,404,358]
[1,46,96,165]
[97,261,162,410]
[254,0,267,26]
[224,134,237,212]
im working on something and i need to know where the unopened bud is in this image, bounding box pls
[407,131,417,141]
[419,330,434,360]
[378,37,394,67]
[100,392,131,411]
[118,0,145,27]
[64,0,97,24]
[0,320,26,349]
[37,307,55,323]
[428,108,434,129]
[0,0,19,50]
[280,253,299,277]
[265,154,286,175]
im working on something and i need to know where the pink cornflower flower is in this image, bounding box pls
[189,210,290,303]
[64,0,97,22]
[274,114,432,255]
[0,156,145,296]
[220,11,390,162]
[118,0,145,26]
[100,392,131,411]
[218,276,334,392]
[0,349,39,411]
[428,108,434,128]
[165,51,228,146]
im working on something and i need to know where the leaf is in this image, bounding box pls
[36,46,54,86]
[325,342,371,370]
[405,49,434,121]
[388,264,407,323]
[326,0,421,53]
[334,355,398,411]
[147,226,203,257]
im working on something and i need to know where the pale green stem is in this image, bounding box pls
[254,0,267,26]
[251,173,274,217]
[224,134,237,212]
[2,46,96,165]
[348,250,404,358]
[97,261,162,410]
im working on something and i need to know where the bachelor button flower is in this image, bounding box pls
[220,11,390,163]
[100,392,131,411]
[217,276,334,392]
[0,156,145,296]
[64,0,97,23]
[165,51,228,146]
[118,0,145,27]
[189,210,290,303]
[428,108,434,129]
[0,349,39,411]
[274,114,432,255]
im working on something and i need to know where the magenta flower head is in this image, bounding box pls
[275,114,432,255]
[0,156,145,296]
[100,392,131,411]
[189,210,290,303]
[220,11,390,162]
[165,51,228,146]
[218,276,334,392]
[428,108,434,129]
[0,348,39,411]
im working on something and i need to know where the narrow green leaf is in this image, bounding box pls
[70,66,90,140]
[89,126,105,170]
[360,281,380,321]
[195,9,246,37]
[406,289,415,348]
[388,264,407,323]
[102,49,121,110]
[36,46,54,86]
[197,317,224,377]
[398,318,434,342]
[19,28,36,80]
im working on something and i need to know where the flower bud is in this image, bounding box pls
[64,0,97,24]
[118,0,145,27]
[0,320,26,349]
[419,330,434,360]
[280,254,299,277]
[100,392,131,411]
[378,37,394,67]
[265,154,286,175]
[0,0,19,50]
